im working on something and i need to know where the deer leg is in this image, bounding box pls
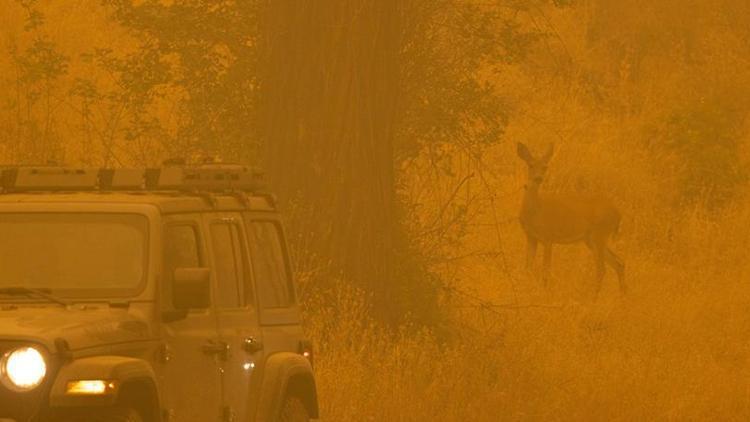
[542,243,552,286]
[586,238,606,300]
[604,247,626,294]
[526,235,538,271]
[594,248,606,299]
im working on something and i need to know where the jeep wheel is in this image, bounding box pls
[279,395,309,422]
[97,407,144,422]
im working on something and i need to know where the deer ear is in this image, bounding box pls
[542,143,554,162]
[517,143,532,162]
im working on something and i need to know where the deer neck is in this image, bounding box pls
[521,184,542,219]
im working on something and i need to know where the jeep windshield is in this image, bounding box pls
[0,213,148,298]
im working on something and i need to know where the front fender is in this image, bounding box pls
[48,355,157,408]
[254,352,318,421]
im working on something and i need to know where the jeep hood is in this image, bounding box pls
[0,306,155,352]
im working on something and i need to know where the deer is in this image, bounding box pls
[517,142,626,298]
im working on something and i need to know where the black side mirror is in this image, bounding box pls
[172,267,211,310]
[162,267,211,323]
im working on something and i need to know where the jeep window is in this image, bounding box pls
[210,222,252,308]
[0,213,147,297]
[247,221,293,308]
[164,225,201,270]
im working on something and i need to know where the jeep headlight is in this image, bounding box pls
[1,346,47,391]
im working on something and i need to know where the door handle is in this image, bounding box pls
[202,339,229,357]
[243,337,263,354]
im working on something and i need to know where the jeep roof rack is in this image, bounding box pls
[2,167,99,191]
[0,164,267,193]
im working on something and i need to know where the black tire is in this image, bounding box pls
[96,407,144,422]
[53,406,144,422]
[278,396,310,422]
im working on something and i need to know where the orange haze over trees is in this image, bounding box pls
[3,0,750,419]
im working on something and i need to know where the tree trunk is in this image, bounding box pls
[260,0,400,314]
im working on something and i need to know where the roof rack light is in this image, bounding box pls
[98,169,146,190]
[0,164,266,193]
[2,167,98,191]
[146,164,266,192]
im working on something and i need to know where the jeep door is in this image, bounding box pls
[242,216,305,360]
[161,216,223,421]
[204,212,265,421]
[245,213,301,330]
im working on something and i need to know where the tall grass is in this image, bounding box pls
[302,138,750,420]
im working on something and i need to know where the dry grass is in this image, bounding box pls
[303,139,750,420]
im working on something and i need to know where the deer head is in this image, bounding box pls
[517,142,554,190]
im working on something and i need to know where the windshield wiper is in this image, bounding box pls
[0,287,69,306]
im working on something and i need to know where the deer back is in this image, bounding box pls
[520,193,620,244]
